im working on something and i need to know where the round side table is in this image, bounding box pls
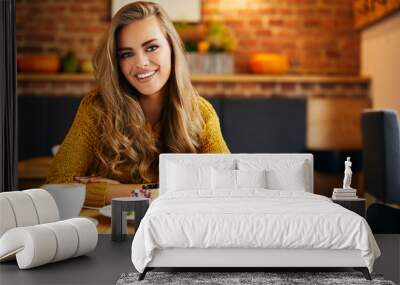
[111,197,150,242]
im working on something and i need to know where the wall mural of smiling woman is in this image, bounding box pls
[45,1,230,207]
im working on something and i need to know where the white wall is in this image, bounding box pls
[361,11,400,115]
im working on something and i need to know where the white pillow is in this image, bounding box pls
[237,159,307,191]
[166,157,236,170]
[211,169,268,190]
[267,167,306,191]
[167,162,211,191]
[236,169,267,189]
[211,168,236,190]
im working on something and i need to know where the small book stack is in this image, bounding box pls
[332,188,358,200]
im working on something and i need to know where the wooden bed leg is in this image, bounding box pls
[354,267,371,280]
[138,268,148,281]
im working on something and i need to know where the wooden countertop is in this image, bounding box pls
[17,73,370,84]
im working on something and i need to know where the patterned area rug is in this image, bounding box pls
[116,271,395,285]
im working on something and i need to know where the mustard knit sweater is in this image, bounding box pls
[46,90,230,205]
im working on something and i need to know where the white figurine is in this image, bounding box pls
[342,157,353,189]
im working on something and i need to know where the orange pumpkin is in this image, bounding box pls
[197,41,210,53]
[249,53,289,74]
[17,55,61,73]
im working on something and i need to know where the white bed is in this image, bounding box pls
[131,154,380,280]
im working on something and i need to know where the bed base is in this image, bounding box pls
[138,248,372,281]
[138,267,371,281]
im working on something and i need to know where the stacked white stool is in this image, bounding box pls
[0,189,98,269]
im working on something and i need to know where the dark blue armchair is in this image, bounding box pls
[361,110,400,233]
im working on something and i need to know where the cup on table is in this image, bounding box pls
[40,183,86,220]
[51,145,60,156]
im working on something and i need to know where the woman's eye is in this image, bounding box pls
[146,45,159,52]
[120,52,133,59]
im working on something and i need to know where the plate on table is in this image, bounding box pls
[84,217,99,226]
[99,205,135,220]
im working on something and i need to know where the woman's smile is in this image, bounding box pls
[135,69,159,83]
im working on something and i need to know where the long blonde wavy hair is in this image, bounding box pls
[92,1,203,183]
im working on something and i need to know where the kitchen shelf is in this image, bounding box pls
[17,73,370,84]
[18,73,95,82]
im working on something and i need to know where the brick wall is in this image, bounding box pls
[16,0,358,75]
[16,0,109,61]
[203,0,359,75]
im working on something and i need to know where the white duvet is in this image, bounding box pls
[131,190,380,273]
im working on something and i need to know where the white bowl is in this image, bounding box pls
[40,183,86,220]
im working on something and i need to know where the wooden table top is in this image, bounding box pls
[18,156,53,179]
[18,156,148,235]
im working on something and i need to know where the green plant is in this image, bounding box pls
[174,21,236,53]
[174,21,204,51]
[205,22,236,52]
[61,51,79,73]
[184,40,198,52]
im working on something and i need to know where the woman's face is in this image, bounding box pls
[117,16,172,97]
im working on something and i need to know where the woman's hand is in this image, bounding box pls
[74,175,121,184]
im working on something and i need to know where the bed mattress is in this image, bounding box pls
[131,190,380,273]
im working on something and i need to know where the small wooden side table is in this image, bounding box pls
[331,198,366,217]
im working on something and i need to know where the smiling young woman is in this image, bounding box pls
[46,1,230,206]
